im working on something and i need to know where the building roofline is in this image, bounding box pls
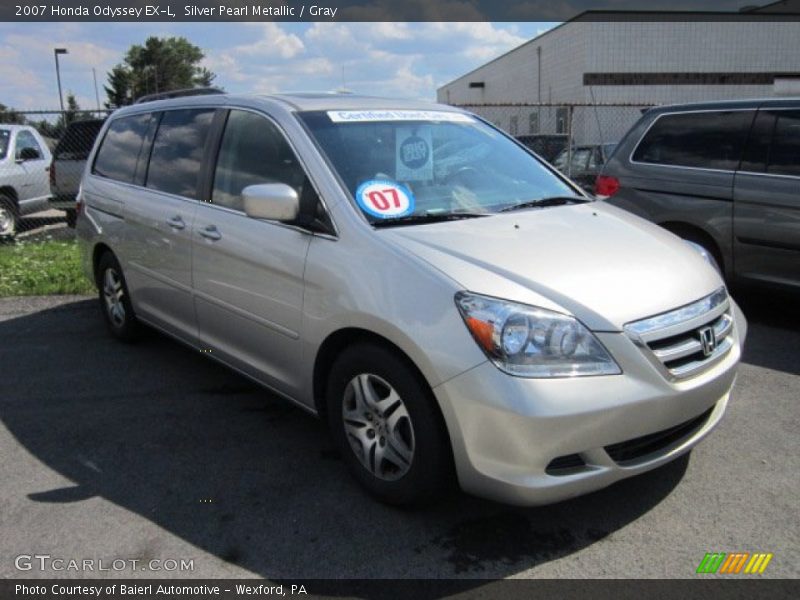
[437,8,799,93]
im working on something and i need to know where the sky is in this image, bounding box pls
[0,22,556,112]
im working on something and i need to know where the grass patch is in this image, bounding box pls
[0,238,95,297]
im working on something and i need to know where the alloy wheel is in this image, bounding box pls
[102,267,126,327]
[342,373,416,481]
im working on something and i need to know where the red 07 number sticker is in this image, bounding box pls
[355,180,415,219]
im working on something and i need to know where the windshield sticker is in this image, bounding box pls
[327,110,475,123]
[396,127,433,181]
[356,180,415,219]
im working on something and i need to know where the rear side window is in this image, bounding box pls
[93,114,151,183]
[146,109,215,199]
[767,110,800,177]
[632,111,754,171]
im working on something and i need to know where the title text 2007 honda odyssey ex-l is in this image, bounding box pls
[76,92,746,506]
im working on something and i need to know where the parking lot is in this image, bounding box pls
[0,250,798,580]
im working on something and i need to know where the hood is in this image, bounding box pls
[381,202,723,331]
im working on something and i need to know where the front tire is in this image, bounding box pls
[326,343,454,505]
[96,252,141,342]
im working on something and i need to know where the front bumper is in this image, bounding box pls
[433,301,745,506]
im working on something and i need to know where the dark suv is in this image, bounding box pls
[598,98,799,289]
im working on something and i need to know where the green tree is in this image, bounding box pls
[104,65,133,108]
[104,36,218,107]
[0,103,26,124]
[64,92,80,125]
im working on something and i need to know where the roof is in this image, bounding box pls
[0,124,38,133]
[644,97,800,113]
[116,91,458,115]
[437,5,799,92]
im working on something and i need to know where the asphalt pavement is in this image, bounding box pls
[0,286,798,581]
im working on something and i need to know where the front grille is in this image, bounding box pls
[545,453,586,475]
[625,287,734,380]
[604,406,714,465]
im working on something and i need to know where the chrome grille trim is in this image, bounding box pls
[625,287,734,381]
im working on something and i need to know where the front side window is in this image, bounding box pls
[146,109,214,199]
[299,110,575,225]
[15,130,42,160]
[212,110,308,211]
[633,110,754,171]
[93,113,151,183]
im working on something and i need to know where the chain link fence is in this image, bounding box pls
[1,109,111,241]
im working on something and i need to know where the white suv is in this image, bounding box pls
[0,125,52,238]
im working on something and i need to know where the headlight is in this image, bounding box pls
[455,292,621,378]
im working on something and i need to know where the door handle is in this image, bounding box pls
[198,225,221,241]
[166,215,185,230]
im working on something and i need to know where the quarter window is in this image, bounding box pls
[93,114,151,183]
[633,111,754,171]
[146,109,214,199]
[211,110,308,212]
[767,110,800,177]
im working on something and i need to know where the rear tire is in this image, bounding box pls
[96,252,141,342]
[0,196,17,241]
[65,209,77,228]
[326,342,454,505]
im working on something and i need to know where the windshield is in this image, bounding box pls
[0,129,9,160]
[298,110,576,224]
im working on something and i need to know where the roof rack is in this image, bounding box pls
[134,87,225,104]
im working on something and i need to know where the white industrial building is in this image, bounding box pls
[437,5,800,144]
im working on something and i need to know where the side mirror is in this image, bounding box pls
[17,147,41,162]
[242,183,300,222]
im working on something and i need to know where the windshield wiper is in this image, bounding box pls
[372,212,489,228]
[499,196,590,213]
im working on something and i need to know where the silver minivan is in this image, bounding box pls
[77,92,746,506]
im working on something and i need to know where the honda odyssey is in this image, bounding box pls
[77,91,746,506]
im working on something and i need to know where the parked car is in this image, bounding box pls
[77,92,745,506]
[514,134,569,161]
[552,143,617,192]
[0,125,52,238]
[598,98,800,289]
[50,118,105,227]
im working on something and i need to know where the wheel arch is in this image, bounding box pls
[659,220,726,275]
[313,328,439,422]
[91,242,115,286]
[0,186,19,208]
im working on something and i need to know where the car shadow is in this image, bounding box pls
[18,214,67,233]
[731,285,800,376]
[1,298,693,584]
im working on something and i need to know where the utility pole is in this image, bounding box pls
[54,48,68,112]
[93,68,101,110]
